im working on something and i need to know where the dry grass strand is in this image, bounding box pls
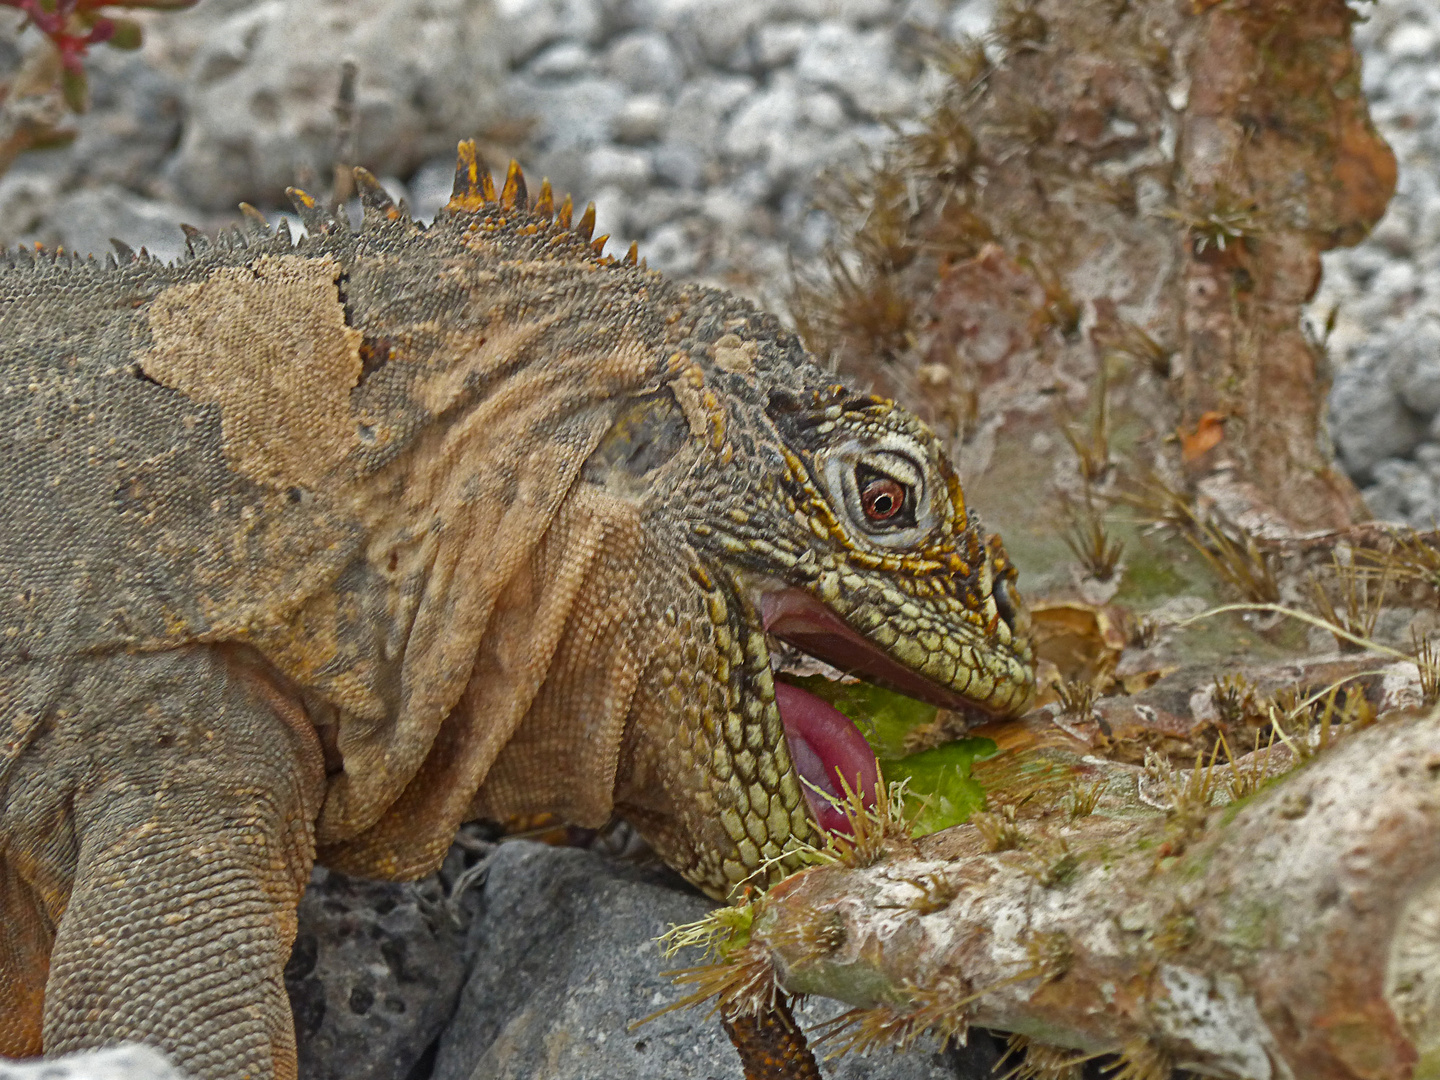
[1413,630,1440,708]
[1308,554,1390,653]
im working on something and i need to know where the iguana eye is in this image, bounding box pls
[859,474,906,523]
[817,439,936,549]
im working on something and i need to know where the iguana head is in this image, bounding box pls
[301,146,1033,894]
[596,289,1036,898]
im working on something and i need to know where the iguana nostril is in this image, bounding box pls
[994,576,1020,634]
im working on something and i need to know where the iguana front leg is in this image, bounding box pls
[0,647,325,1080]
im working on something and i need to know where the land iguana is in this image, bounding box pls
[0,142,1034,1080]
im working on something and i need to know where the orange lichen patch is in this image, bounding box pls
[447,140,496,213]
[1332,117,1398,241]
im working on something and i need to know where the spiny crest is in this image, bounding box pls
[285,185,344,237]
[237,203,272,239]
[447,139,495,212]
[352,167,406,226]
[179,222,210,259]
[2,240,112,271]
[440,139,644,267]
[6,141,647,274]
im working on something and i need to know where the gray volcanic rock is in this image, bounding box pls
[1315,0,1440,524]
[431,840,1006,1080]
[1330,346,1427,483]
[42,188,203,263]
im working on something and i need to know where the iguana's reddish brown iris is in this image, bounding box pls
[860,476,905,522]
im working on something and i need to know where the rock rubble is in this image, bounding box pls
[1316,0,1440,525]
[0,0,991,311]
[3,0,1437,521]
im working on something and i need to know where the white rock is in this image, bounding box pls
[586,145,653,191]
[0,168,59,248]
[493,0,603,63]
[1416,442,1440,471]
[407,154,458,222]
[622,188,700,235]
[1370,203,1416,256]
[666,74,757,153]
[1372,259,1419,300]
[0,1045,185,1080]
[801,90,847,131]
[1330,354,1427,481]
[702,184,756,231]
[613,95,670,144]
[686,0,769,67]
[723,78,799,161]
[605,30,685,92]
[651,143,705,188]
[1365,457,1439,525]
[771,0,891,22]
[586,182,632,248]
[1391,314,1440,416]
[526,41,597,80]
[525,77,629,151]
[164,0,505,211]
[45,187,205,263]
[755,23,811,69]
[1389,21,1439,61]
[948,0,996,40]
[795,22,909,116]
[643,220,702,275]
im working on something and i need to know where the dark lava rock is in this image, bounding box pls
[287,851,483,1080]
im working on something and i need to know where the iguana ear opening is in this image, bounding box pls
[581,388,691,491]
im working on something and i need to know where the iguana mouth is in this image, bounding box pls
[771,680,879,834]
[760,587,1002,835]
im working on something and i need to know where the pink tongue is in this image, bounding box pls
[774,682,880,836]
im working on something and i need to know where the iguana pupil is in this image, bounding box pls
[861,476,905,521]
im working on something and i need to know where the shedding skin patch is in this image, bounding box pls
[138,254,363,490]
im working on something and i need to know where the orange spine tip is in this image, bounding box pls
[624,241,638,266]
[500,160,528,209]
[577,202,596,241]
[557,194,573,229]
[590,234,609,255]
[447,139,491,212]
[535,178,554,219]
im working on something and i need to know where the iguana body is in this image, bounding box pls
[0,144,1033,1080]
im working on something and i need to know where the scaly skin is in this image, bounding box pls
[0,143,1033,1079]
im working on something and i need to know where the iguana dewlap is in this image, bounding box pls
[0,143,1034,1080]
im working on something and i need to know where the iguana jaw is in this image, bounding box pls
[757,585,1007,835]
[760,587,1004,724]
